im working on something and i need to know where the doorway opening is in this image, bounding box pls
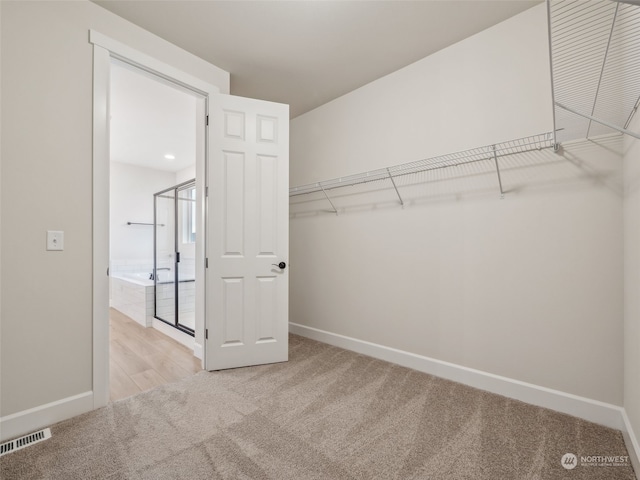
[91,31,220,408]
[107,58,206,401]
[92,31,289,409]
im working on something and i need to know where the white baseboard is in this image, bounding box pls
[194,342,203,361]
[622,410,640,477]
[151,318,195,351]
[290,323,640,474]
[0,391,93,442]
[289,323,626,431]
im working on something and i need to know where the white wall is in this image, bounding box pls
[176,165,196,184]
[0,0,228,421]
[290,4,624,405]
[291,6,551,186]
[624,112,640,456]
[110,162,176,270]
[0,0,4,425]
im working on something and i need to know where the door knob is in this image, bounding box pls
[272,262,286,269]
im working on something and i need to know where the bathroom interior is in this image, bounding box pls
[108,59,203,398]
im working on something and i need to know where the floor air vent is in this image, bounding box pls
[0,428,51,457]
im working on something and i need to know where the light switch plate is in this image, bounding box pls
[47,230,64,251]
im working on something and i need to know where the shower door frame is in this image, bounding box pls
[153,179,196,336]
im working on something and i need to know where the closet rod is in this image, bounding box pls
[289,132,554,198]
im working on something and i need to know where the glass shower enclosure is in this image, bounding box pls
[154,179,196,335]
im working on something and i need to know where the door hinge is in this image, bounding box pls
[176,252,181,263]
[205,258,209,268]
[206,115,209,126]
[205,329,208,340]
[205,186,209,197]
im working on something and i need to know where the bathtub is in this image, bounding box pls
[110,271,196,328]
[114,272,154,287]
[110,272,154,327]
[115,271,194,284]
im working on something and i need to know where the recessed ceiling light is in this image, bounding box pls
[164,154,175,160]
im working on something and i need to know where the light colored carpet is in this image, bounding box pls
[1,334,636,479]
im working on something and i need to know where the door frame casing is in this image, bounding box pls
[90,31,218,408]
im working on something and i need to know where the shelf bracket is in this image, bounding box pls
[555,102,640,141]
[492,145,505,199]
[586,2,619,139]
[319,183,338,215]
[624,95,640,130]
[386,168,404,206]
[546,0,559,150]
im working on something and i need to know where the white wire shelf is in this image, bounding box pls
[291,1,640,207]
[548,0,640,144]
[289,132,554,206]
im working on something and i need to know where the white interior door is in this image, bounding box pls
[205,94,289,370]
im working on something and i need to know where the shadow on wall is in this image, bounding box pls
[290,134,623,218]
